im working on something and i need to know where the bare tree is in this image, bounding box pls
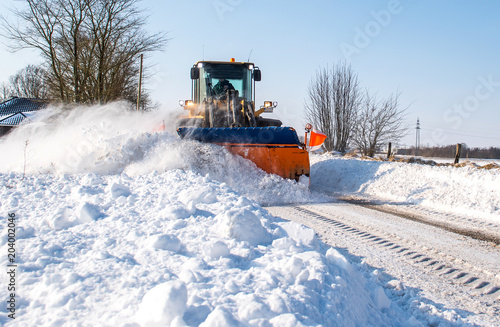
[1,0,67,99]
[85,0,166,104]
[332,64,360,153]
[0,83,13,101]
[1,0,167,105]
[304,68,335,151]
[8,65,49,99]
[0,65,48,100]
[305,62,360,152]
[352,92,408,157]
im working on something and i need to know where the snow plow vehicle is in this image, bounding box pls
[177,59,313,181]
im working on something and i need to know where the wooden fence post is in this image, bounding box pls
[454,143,462,164]
[387,142,392,159]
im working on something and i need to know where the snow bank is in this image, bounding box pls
[1,170,411,326]
[311,154,500,221]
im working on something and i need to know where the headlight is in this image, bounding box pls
[179,100,194,107]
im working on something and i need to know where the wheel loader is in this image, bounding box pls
[177,59,310,181]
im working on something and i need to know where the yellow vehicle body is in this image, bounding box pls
[177,60,310,180]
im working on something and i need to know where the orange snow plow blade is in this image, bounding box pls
[226,144,309,180]
[177,127,310,180]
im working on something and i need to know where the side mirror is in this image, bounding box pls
[191,67,199,79]
[254,69,261,82]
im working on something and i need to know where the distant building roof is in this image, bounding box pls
[0,97,48,126]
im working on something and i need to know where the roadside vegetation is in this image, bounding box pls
[305,62,408,157]
[0,0,167,109]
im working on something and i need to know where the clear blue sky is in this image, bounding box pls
[1,0,499,148]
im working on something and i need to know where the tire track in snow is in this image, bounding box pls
[291,205,500,302]
[338,195,500,246]
[268,201,500,324]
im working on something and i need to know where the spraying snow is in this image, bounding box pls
[0,103,313,204]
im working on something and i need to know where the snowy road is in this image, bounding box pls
[267,199,500,326]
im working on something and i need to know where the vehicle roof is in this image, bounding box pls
[193,60,255,67]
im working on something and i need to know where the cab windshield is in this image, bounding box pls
[194,63,252,103]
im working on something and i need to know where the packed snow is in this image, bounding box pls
[0,103,498,326]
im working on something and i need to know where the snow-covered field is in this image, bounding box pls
[0,104,498,326]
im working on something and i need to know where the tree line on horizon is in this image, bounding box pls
[397,145,500,160]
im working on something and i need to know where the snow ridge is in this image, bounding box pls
[311,155,500,222]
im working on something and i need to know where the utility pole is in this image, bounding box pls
[415,118,421,156]
[136,54,143,111]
